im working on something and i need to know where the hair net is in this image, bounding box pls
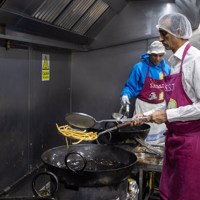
[147,41,166,54]
[156,13,192,39]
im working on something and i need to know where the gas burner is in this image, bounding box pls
[55,179,128,200]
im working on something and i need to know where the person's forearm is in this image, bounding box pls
[166,102,200,122]
[143,103,166,116]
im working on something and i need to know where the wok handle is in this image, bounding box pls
[97,116,149,140]
[65,152,87,173]
[116,121,132,128]
[97,121,132,139]
[32,171,59,197]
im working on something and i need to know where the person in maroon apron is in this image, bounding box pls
[120,41,170,145]
[131,13,200,200]
[146,13,200,200]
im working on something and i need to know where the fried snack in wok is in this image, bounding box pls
[56,124,97,144]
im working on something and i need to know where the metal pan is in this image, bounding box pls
[65,112,148,129]
[112,105,129,120]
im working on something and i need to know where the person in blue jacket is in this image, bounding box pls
[120,41,170,145]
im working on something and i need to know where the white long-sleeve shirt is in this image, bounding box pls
[166,41,200,122]
[145,41,200,122]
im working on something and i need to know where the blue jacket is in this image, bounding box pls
[121,53,171,99]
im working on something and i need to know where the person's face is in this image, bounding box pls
[159,29,180,53]
[149,53,164,66]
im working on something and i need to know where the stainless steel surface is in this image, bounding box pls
[1,0,110,36]
[32,0,72,23]
[132,147,163,200]
[112,105,129,120]
[134,152,163,165]
[99,116,148,123]
[112,105,126,120]
[0,0,199,49]
[112,112,126,120]
[134,138,164,157]
[65,112,96,129]
[0,0,124,46]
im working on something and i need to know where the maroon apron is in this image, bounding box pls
[138,63,165,104]
[159,43,200,200]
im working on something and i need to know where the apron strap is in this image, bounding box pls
[180,43,191,73]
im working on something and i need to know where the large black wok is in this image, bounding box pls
[41,144,137,187]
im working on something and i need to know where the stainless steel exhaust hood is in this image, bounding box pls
[0,0,125,45]
[32,0,109,36]
[0,0,199,49]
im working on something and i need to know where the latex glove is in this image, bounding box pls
[120,95,130,106]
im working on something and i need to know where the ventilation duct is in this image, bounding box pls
[32,0,109,36]
[32,0,72,24]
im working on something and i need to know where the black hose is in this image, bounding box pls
[0,163,44,197]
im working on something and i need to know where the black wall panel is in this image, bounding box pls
[0,44,71,191]
[71,41,147,120]
[0,47,29,189]
[29,48,71,167]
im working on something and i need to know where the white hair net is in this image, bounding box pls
[147,41,166,54]
[156,13,192,39]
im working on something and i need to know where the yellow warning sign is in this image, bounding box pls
[42,54,50,81]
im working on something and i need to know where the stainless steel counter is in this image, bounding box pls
[132,148,163,200]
